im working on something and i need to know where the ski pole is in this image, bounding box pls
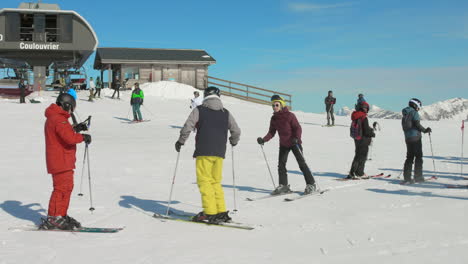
[85,144,95,211]
[78,145,87,196]
[142,104,155,117]
[165,152,180,216]
[260,145,276,188]
[428,133,436,174]
[231,146,238,212]
[461,120,465,178]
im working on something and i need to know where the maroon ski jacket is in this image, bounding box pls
[262,107,302,147]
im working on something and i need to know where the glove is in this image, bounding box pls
[291,138,299,145]
[74,123,88,133]
[373,122,378,129]
[82,134,92,144]
[424,127,432,134]
[175,141,183,152]
[257,137,264,145]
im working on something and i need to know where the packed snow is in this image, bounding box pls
[1,82,467,264]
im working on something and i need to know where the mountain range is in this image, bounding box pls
[335,98,468,121]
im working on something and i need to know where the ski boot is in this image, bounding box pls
[192,211,219,224]
[64,215,82,229]
[401,179,415,185]
[304,183,317,195]
[39,216,72,230]
[271,184,292,195]
[414,177,425,183]
[215,211,232,223]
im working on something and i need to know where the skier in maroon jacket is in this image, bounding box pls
[257,95,317,195]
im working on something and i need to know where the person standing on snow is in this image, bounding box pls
[324,90,336,126]
[88,77,96,102]
[347,101,375,178]
[93,76,102,98]
[175,86,241,224]
[130,82,144,122]
[18,79,26,104]
[190,91,203,109]
[257,95,317,195]
[401,98,432,184]
[40,93,92,230]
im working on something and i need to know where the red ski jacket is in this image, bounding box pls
[44,104,84,174]
[262,107,302,147]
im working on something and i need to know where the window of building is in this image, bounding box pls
[45,15,58,42]
[124,67,139,80]
[20,13,34,41]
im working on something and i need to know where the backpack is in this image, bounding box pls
[401,112,413,131]
[350,118,363,140]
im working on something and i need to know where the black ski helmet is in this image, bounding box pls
[408,98,422,110]
[204,86,221,97]
[56,93,76,112]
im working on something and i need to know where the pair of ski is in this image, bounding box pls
[10,226,124,233]
[335,173,391,181]
[399,176,438,185]
[152,213,254,230]
[246,188,329,202]
[125,119,151,124]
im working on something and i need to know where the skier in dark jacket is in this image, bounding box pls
[18,79,26,104]
[130,83,144,122]
[40,93,91,230]
[175,86,241,224]
[324,90,336,126]
[401,98,432,183]
[257,95,317,195]
[348,101,375,178]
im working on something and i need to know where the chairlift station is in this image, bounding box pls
[0,2,98,91]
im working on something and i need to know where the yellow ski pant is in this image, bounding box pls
[196,156,226,215]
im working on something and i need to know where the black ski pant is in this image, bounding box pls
[94,88,101,97]
[20,88,25,103]
[349,139,370,177]
[326,107,334,125]
[278,145,315,186]
[112,88,120,99]
[403,139,423,181]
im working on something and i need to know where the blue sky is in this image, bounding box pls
[2,0,468,112]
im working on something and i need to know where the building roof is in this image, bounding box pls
[93,47,216,69]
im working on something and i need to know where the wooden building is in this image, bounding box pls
[93,47,216,89]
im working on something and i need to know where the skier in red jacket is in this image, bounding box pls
[257,95,317,195]
[40,93,91,230]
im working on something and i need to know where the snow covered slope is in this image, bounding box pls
[337,98,468,121]
[1,83,467,264]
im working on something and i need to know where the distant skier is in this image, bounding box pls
[93,76,102,98]
[18,79,26,104]
[257,95,317,195]
[190,91,203,109]
[111,77,121,99]
[401,98,432,183]
[175,86,241,224]
[88,77,95,102]
[347,101,375,178]
[40,93,92,230]
[130,82,144,122]
[324,90,336,126]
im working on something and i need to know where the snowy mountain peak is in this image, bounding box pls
[336,98,468,120]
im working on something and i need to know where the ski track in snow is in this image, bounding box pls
[1,86,468,264]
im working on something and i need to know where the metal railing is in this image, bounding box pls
[207,76,292,109]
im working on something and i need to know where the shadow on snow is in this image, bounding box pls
[367,188,468,201]
[118,195,190,216]
[0,200,46,224]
